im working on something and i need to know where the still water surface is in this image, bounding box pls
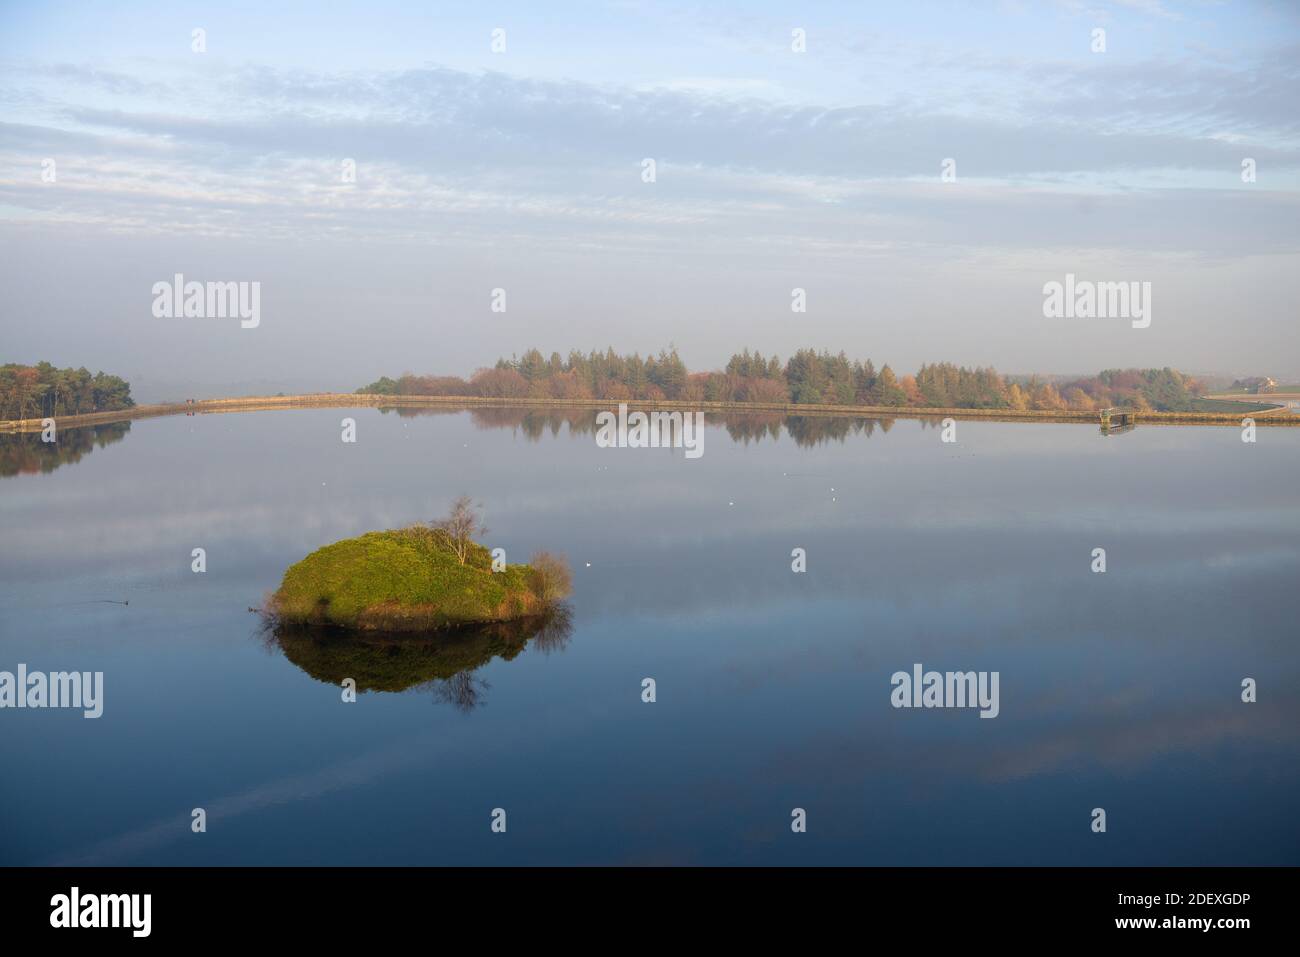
[1,407,1297,865]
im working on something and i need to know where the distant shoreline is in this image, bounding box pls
[2,392,1296,433]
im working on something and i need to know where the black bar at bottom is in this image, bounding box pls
[0,866,1285,942]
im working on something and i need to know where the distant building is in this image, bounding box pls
[1230,376,1276,394]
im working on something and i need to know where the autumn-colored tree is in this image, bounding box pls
[353,351,1210,414]
[0,363,133,419]
[527,551,573,603]
[1030,381,1065,410]
[900,374,923,406]
[871,365,907,406]
[1063,387,1095,411]
[680,373,708,402]
[740,377,790,404]
[547,371,592,399]
[470,367,529,398]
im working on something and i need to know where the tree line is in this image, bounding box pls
[0,362,135,420]
[360,348,1207,412]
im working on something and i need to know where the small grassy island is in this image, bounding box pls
[267,498,571,632]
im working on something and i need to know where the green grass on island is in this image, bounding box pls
[268,500,571,632]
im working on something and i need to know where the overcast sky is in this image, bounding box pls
[2,0,1298,400]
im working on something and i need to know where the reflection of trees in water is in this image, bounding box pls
[264,604,573,711]
[382,405,594,438]
[719,413,783,445]
[782,415,893,447]
[387,404,587,437]
[457,406,898,447]
[527,607,574,655]
[425,670,489,713]
[471,407,594,438]
[382,406,461,420]
[0,422,131,478]
[371,404,902,447]
[420,609,572,711]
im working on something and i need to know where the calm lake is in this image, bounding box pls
[1,406,1297,865]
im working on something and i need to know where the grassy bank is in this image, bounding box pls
[1191,398,1284,414]
[2,391,1297,433]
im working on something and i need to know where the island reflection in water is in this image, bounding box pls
[261,605,573,711]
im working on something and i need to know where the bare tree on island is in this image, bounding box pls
[424,498,572,610]
[431,495,486,565]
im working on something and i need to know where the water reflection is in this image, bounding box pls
[0,407,975,480]
[1,405,1297,864]
[0,421,130,478]
[385,403,909,448]
[262,605,573,711]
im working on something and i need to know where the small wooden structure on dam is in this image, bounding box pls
[1100,407,1137,434]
